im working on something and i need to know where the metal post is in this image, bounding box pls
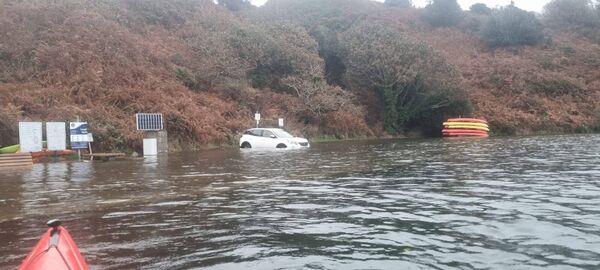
[87,142,93,161]
[76,116,81,160]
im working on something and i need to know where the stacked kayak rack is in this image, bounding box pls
[443,118,489,137]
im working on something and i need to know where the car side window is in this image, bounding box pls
[245,130,262,136]
[262,130,275,138]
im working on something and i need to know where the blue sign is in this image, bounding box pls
[70,122,90,149]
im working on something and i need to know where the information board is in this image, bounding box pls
[70,122,90,149]
[46,122,67,151]
[19,122,43,152]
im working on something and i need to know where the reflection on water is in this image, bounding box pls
[1,135,599,269]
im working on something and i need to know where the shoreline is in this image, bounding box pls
[8,131,598,158]
[153,131,600,154]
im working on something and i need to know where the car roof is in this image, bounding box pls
[248,128,284,131]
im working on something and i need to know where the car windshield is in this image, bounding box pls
[272,129,294,138]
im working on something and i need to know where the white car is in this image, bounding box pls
[239,128,310,149]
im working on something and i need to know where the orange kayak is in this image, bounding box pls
[18,220,89,270]
[443,129,488,135]
[443,133,489,137]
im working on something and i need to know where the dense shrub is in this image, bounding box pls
[526,77,585,97]
[460,11,487,33]
[543,0,598,28]
[321,110,373,138]
[0,104,20,146]
[422,0,463,27]
[217,0,253,12]
[481,5,545,47]
[384,0,412,8]
[543,0,600,42]
[470,3,492,15]
[255,0,379,85]
[282,72,360,122]
[339,20,471,133]
[594,112,600,132]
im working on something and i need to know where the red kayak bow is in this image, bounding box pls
[18,220,89,270]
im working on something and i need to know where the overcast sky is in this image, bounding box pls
[249,0,552,13]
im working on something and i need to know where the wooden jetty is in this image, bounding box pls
[0,153,34,168]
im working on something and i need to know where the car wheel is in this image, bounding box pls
[241,142,252,148]
[276,143,287,148]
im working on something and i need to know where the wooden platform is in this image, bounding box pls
[0,153,33,168]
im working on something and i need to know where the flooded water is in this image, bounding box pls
[1,135,600,269]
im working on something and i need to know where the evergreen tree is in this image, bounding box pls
[384,0,413,8]
[218,0,253,12]
[470,3,492,15]
[422,0,463,27]
[544,0,598,28]
[481,5,545,47]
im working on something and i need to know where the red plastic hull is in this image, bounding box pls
[18,226,88,270]
[443,133,489,137]
[443,128,488,133]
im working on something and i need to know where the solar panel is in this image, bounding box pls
[136,113,164,131]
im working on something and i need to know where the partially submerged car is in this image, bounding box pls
[239,128,310,149]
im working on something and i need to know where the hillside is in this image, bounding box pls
[0,0,599,150]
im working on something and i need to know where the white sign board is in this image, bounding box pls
[254,113,261,121]
[70,134,93,142]
[278,118,284,127]
[46,122,67,151]
[19,122,43,152]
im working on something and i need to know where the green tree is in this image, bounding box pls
[339,20,470,133]
[255,0,380,85]
[218,0,253,12]
[422,0,463,27]
[481,5,545,47]
[385,0,413,8]
[544,0,598,28]
[543,0,600,42]
[470,3,492,15]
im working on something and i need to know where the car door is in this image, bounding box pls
[247,129,270,148]
[260,130,278,148]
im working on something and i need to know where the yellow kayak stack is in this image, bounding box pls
[443,118,489,137]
